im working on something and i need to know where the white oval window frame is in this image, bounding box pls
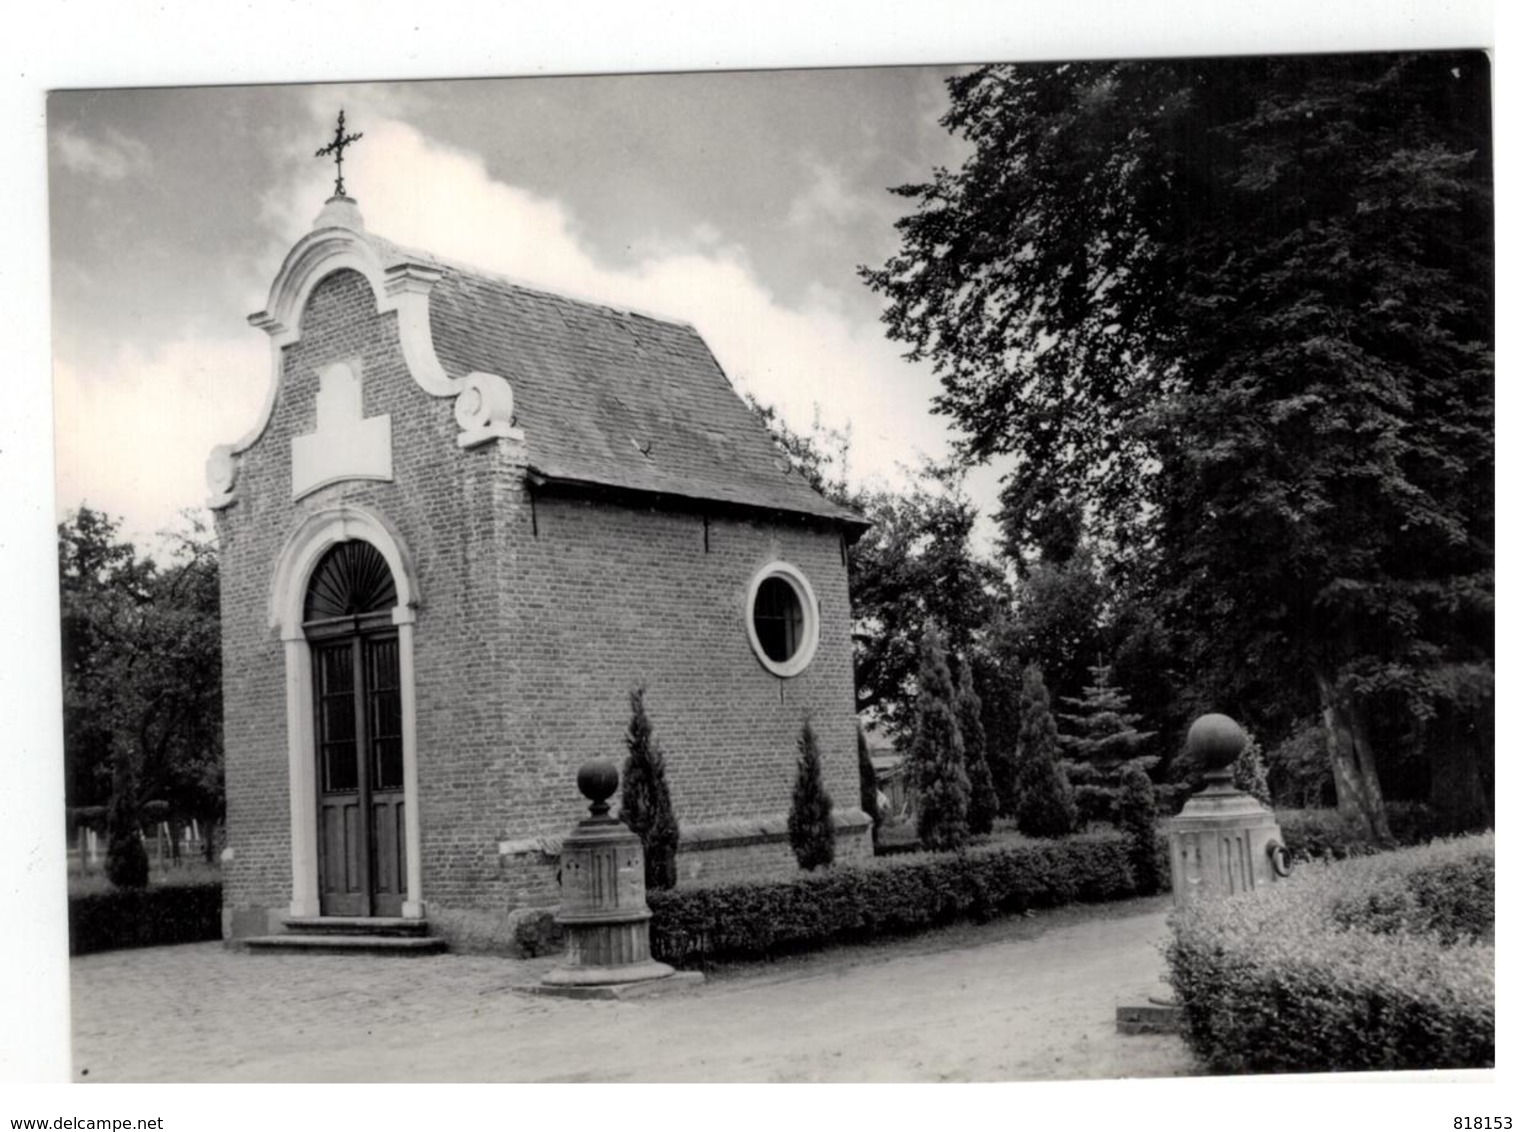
[745,560,820,678]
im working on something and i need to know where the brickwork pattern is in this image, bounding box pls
[218,267,866,945]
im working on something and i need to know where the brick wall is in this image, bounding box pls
[219,267,867,947]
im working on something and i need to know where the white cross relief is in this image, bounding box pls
[291,360,393,500]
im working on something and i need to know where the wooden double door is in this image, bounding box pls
[313,630,407,917]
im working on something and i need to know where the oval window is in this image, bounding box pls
[745,562,819,677]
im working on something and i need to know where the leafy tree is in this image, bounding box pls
[956,665,999,836]
[1012,665,1077,837]
[1265,718,1335,809]
[746,394,854,502]
[856,723,883,840]
[1232,728,1273,806]
[851,468,1009,737]
[908,623,970,851]
[620,687,680,890]
[105,748,148,889]
[788,718,836,870]
[864,54,1493,840]
[1116,762,1162,895]
[746,398,1010,742]
[1059,664,1157,780]
[1006,546,1109,708]
[59,508,224,860]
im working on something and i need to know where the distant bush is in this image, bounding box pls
[649,831,1140,966]
[1167,835,1494,1074]
[69,883,222,955]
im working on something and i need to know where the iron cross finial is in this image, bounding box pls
[315,109,364,199]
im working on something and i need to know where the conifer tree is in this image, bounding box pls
[1116,762,1163,895]
[856,723,883,840]
[620,687,680,890]
[105,748,149,889]
[789,718,836,870]
[1012,665,1078,838]
[1233,728,1273,807]
[956,665,999,836]
[1058,663,1157,779]
[909,623,971,851]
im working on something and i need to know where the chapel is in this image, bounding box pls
[208,182,870,950]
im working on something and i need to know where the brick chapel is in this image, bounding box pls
[208,186,871,950]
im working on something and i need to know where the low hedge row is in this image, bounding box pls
[1167,834,1494,1074]
[649,831,1143,966]
[1276,801,1477,863]
[69,883,223,956]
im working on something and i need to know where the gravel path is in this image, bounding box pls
[70,895,1195,1083]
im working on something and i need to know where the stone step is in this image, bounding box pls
[282,916,432,937]
[1115,1002,1181,1035]
[245,933,447,955]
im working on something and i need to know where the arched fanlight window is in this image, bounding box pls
[303,540,398,626]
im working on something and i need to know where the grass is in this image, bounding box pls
[68,860,220,898]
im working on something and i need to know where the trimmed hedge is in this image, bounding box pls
[1167,835,1494,1074]
[649,831,1142,966]
[1277,801,1477,863]
[69,883,222,956]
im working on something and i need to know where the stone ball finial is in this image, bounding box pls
[1186,713,1247,775]
[577,759,620,817]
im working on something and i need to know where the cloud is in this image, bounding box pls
[53,126,151,182]
[785,161,860,229]
[53,337,268,544]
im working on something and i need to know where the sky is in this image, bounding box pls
[49,68,1005,552]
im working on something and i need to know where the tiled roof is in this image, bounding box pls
[377,236,865,528]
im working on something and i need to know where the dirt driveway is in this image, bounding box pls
[71,895,1195,1083]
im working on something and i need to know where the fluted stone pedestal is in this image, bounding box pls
[1167,714,1289,908]
[1116,713,1290,1034]
[526,760,702,999]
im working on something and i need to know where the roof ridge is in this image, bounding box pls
[366,231,700,333]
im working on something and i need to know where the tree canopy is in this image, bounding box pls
[864,53,1493,836]
[59,508,224,849]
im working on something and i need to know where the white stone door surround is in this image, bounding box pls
[269,504,425,919]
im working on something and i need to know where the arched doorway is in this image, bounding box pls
[304,540,407,917]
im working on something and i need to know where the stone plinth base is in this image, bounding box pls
[519,970,705,1000]
[541,957,674,987]
[1116,1001,1181,1035]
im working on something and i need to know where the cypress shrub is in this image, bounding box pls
[105,751,149,890]
[1232,728,1272,806]
[908,624,970,852]
[620,687,680,891]
[957,666,1000,837]
[788,718,836,870]
[1012,665,1077,837]
[1116,762,1163,895]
